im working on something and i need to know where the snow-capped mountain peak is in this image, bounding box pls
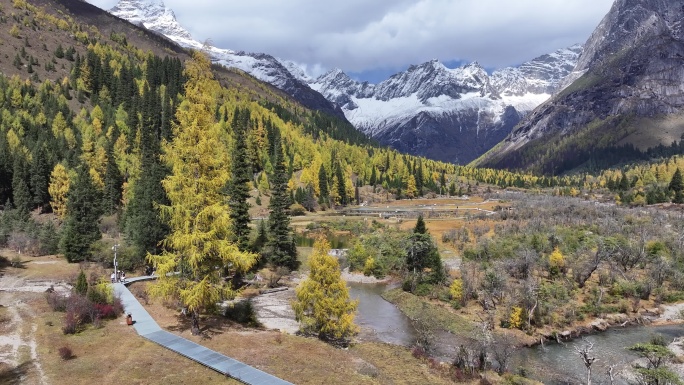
[309,45,582,163]
[110,0,193,43]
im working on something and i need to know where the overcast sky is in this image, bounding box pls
[88,0,615,82]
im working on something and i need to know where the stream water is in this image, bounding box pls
[347,282,416,346]
[347,281,684,384]
[514,324,684,384]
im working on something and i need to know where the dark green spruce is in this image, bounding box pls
[59,165,103,262]
[267,138,298,269]
[228,108,252,252]
[669,168,684,204]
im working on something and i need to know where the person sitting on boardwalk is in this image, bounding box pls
[120,271,126,283]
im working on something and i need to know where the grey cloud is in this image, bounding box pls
[89,0,614,75]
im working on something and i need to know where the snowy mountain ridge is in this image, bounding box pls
[309,45,583,149]
[108,0,583,164]
[109,0,344,118]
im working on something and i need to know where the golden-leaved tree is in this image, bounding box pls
[148,51,257,335]
[292,237,358,346]
[48,163,70,218]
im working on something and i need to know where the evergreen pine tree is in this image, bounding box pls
[415,159,423,195]
[267,138,298,269]
[102,142,123,215]
[335,163,347,205]
[669,168,684,204]
[228,108,252,252]
[318,164,328,203]
[12,157,32,219]
[251,219,268,253]
[414,214,427,235]
[0,134,12,204]
[59,165,103,262]
[30,143,51,212]
[124,83,168,259]
[124,160,168,258]
[619,173,630,191]
[75,270,88,295]
[405,215,445,291]
[439,170,446,194]
[38,221,60,255]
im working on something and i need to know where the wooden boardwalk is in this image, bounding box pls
[114,277,293,385]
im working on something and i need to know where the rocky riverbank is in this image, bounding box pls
[532,302,684,346]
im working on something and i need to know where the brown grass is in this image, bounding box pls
[34,302,238,385]
[4,242,456,385]
[130,282,452,384]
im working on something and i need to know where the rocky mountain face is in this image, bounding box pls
[476,0,684,174]
[310,46,582,164]
[109,0,346,120]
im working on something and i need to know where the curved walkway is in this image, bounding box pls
[113,276,293,385]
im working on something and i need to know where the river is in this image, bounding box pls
[347,281,684,384]
[347,282,416,346]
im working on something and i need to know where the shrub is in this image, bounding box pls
[10,256,24,268]
[62,311,78,334]
[63,293,96,334]
[413,283,433,297]
[289,203,307,216]
[508,307,524,329]
[58,346,73,360]
[449,279,463,302]
[46,292,67,312]
[95,303,116,319]
[110,295,124,316]
[8,231,40,256]
[223,300,260,327]
[86,286,107,305]
[86,277,113,305]
[412,345,428,359]
[74,270,87,295]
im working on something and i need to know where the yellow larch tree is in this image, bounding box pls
[292,237,358,346]
[48,163,70,218]
[147,51,257,335]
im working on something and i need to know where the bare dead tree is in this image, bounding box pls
[575,339,597,385]
[606,363,620,385]
[573,244,606,288]
[522,276,539,331]
[491,332,516,375]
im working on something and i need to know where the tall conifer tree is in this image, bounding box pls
[59,165,102,262]
[102,142,123,215]
[267,138,298,269]
[147,51,257,335]
[12,157,31,219]
[318,164,328,203]
[669,168,684,204]
[228,107,252,252]
[124,83,168,258]
[30,143,51,212]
